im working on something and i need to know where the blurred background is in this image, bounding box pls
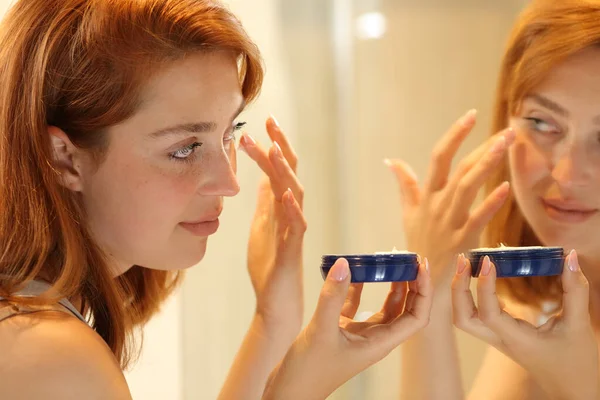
[0,0,530,398]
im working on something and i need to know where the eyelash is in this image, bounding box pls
[169,121,247,163]
[225,121,247,142]
[523,117,560,135]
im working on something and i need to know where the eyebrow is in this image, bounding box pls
[147,101,246,138]
[527,94,569,118]
[527,93,600,125]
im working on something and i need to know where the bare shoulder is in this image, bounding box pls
[0,310,132,400]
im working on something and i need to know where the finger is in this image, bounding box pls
[384,158,421,208]
[452,255,501,345]
[466,181,510,233]
[448,135,509,225]
[279,188,307,248]
[450,127,516,183]
[269,142,304,206]
[311,258,352,332]
[397,259,432,323]
[240,133,276,180]
[341,283,364,319]
[404,277,419,313]
[381,281,409,323]
[266,116,298,172]
[425,109,477,192]
[367,260,433,347]
[561,250,591,327]
[477,257,530,342]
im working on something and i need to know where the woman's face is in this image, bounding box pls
[509,46,600,259]
[75,52,245,273]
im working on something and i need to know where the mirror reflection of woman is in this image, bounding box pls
[387,1,600,398]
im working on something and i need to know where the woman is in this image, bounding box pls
[0,0,433,398]
[387,0,600,398]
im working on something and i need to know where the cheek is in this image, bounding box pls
[508,133,550,191]
[229,144,237,174]
[84,158,200,244]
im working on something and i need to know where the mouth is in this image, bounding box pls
[541,198,598,223]
[180,211,222,236]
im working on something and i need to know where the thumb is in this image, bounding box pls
[311,258,351,332]
[562,249,591,326]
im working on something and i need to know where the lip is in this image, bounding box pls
[541,198,598,223]
[180,212,222,236]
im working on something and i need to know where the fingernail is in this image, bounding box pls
[383,158,392,167]
[489,136,506,154]
[273,141,283,157]
[270,115,280,128]
[329,259,350,282]
[568,249,579,272]
[424,257,430,275]
[481,256,492,276]
[457,254,466,274]
[460,109,477,126]
[504,127,516,138]
[285,188,295,205]
[237,141,248,154]
[243,134,256,147]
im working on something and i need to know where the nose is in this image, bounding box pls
[198,146,240,197]
[551,140,592,190]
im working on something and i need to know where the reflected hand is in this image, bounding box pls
[385,110,514,291]
[452,252,599,400]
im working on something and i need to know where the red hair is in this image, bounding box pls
[485,0,600,309]
[0,0,263,368]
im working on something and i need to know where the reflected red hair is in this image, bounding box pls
[485,0,600,309]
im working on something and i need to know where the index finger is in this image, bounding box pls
[561,250,591,327]
[477,257,535,343]
[266,116,298,172]
[425,109,477,192]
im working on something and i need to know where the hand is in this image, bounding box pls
[452,251,599,400]
[240,117,306,337]
[263,258,433,400]
[385,110,515,289]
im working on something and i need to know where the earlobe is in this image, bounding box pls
[48,126,84,192]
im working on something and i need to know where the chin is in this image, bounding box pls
[530,216,594,252]
[178,240,208,270]
[147,238,209,271]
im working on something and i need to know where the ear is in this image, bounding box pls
[48,126,85,192]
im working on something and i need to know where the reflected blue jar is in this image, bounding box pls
[468,246,564,278]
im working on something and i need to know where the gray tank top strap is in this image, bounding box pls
[0,280,87,324]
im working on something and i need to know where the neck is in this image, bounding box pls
[580,254,600,326]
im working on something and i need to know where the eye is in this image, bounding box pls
[523,117,560,135]
[224,121,247,142]
[169,142,202,161]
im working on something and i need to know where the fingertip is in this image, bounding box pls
[328,257,350,282]
[456,253,466,275]
[481,255,492,276]
[283,187,295,206]
[499,181,511,192]
[567,249,579,272]
[504,126,516,140]
[460,109,478,127]
[268,115,280,128]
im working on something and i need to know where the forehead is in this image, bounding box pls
[531,46,600,104]
[135,51,243,123]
